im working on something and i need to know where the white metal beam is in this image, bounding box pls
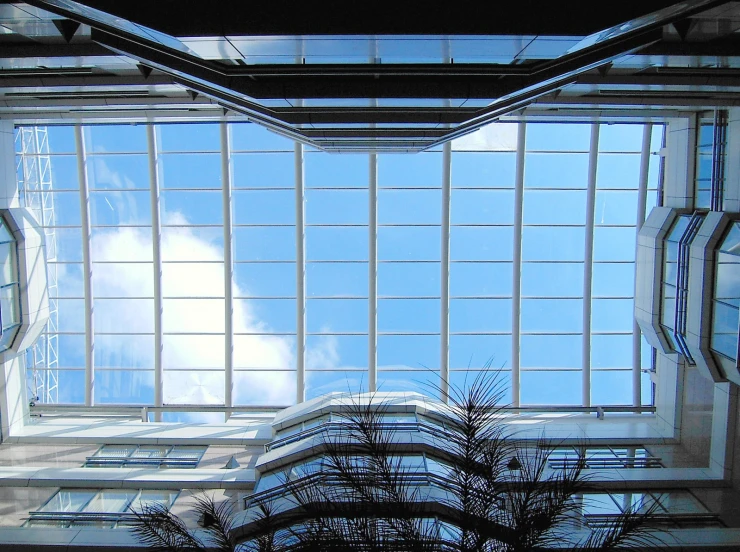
[146,125,163,421]
[74,126,94,406]
[221,122,234,417]
[582,123,600,407]
[512,122,526,407]
[440,141,451,402]
[368,153,378,392]
[295,142,306,404]
[634,123,652,407]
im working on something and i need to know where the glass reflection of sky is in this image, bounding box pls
[20,120,663,409]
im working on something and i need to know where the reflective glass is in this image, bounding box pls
[95,371,154,404]
[712,301,739,360]
[88,155,148,189]
[40,491,96,513]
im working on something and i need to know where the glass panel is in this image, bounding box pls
[83,491,137,513]
[449,334,512,369]
[308,226,368,260]
[524,153,589,188]
[95,371,154,404]
[591,299,634,333]
[233,153,295,187]
[90,228,153,262]
[451,190,514,224]
[231,123,294,152]
[378,299,440,333]
[449,299,511,332]
[306,370,368,399]
[158,123,220,152]
[94,299,154,333]
[235,262,296,297]
[523,190,586,225]
[596,154,641,189]
[305,153,369,187]
[450,226,513,260]
[450,262,512,297]
[161,191,223,225]
[0,243,15,286]
[130,491,177,511]
[160,153,220,189]
[712,301,739,360]
[88,155,149,189]
[592,263,634,298]
[161,263,224,297]
[162,299,225,333]
[96,445,135,458]
[591,371,632,405]
[377,371,441,394]
[163,335,225,369]
[521,299,583,333]
[716,251,740,307]
[521,335,582,368]
[378,262,440,297]
[379,226,439,261]
[233,335,295,369]
[378,153,442,188]
[306,335,367,370]
[593,227,636,262]
[592,334,632,368]
[598,124,645,152]
[377,335,440,370]
[233,190,294,225]
[163,371,225,404]
[520,371,581,405]
[307,262,367,297]
[40,490,96,512]
[92,263,153,298]
[379,189,441,224]
[86,125,147,153]
[451,152,516,187]
[233,371,295,405]
[307,190,368,224]
[95,335,154,368]
[594,191,638,225]
[234,226,295,261]
[307,299,367,333]
[521,262,583,297]
[522,227,584,261]
[237,299,296,333]
[527,124,592,151]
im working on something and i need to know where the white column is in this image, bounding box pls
[146,125,163,420]
[74,126,94,406]
[440,141,452,402]
[221,123,234,418]
[633,124,652,407]
[583,124,600,407]
[512,122,526,407]
[368,154,377,392]
[295,142,306,404]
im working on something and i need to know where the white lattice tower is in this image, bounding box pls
[16,127,58,404]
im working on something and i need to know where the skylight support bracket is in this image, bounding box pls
[634,123,652,406]
[221,122,234,418]
[512,122,526,408]
[582,124,600,407]
[74,125,94,406]
[440,141,451,402]
[295,143,306,403]
[147,125,164,421]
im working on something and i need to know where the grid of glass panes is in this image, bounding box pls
[20,120,661,408]
[376,151,442,395]
[158,123,225,407]
[86,125,155,405]
[304,149,369,399]
[0,218,20,351]
[27,488,178,528]
[231,125,297,405]
[449,125,516,399]
[696,121,714,209]
[18,127,84,403]
[85,444,206,467]
[711,222,740,365]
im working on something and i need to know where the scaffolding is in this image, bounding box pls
[15,126,58,404]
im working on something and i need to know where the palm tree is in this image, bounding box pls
[132,371,665,551]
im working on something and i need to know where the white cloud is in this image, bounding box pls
[451,122,518,152]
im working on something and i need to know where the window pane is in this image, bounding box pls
[524,153,589,188]
[527,123,591,151]
[379,227,439,261]
[88,155,149,189]
[591,371,632,405]
[451,190,514,224]
[450,226,513,260]
[163,371,224,404]
[238,299,296,333]
[234,226,295,261]
[378,153,442,188]
[521,299,582,333]
[592,334,633,369]
[377,335,440,370]
[308,299,367,333]
[233,190,294,225]
[161,263,224,297]
[307,189,368,224]
[591,299,634,333]
[95,335,154,369]
[378,299,439,333]
[593,227,636,262]
[86,125,147,153]
[378,262,440,297]
[90,190,151,226]
[592,263,634,298]
[521,335,582,368]
[233,153,295,187]
[160,153,221,189]
[523,190,586,225]
[236,263,297,297]
[162,299,224,333]
[305,152,369,187]
[520,371,581,405]
[521,262,583,297]
[594,191,638,225]
[450,262,512,297]
[306,370,368,399]
[161,191,222,225]
[95,370,154,404]
[712,301,739,360]
[451,152,516,188]
[308,227,368,260]
[233,335,295,369]
[449,299,511,332]
[306,335,367,370]
[94,299,154,333]
[231,122,294,151]
[598,124,644,152]
[83,491,137,513]
[522,227,584,261]
[40,491,96,513]
[596,154,641,189]
[158,123,220,152]
[379,189,440,224]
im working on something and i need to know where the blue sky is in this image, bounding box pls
[20,120,661,409]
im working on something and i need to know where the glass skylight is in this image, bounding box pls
[16,120,662,412]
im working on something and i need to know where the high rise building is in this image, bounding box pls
[0,0,737,549]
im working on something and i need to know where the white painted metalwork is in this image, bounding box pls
[512,122,526,408]
[221,123,234,417]
[368,153,377,392]
[440,141,451,402]
[582,124,600,407]
[17,126,58,404]
[147,125,164,420]
[295,142,306,403]
[634,123,652,406]
[74,126,94,406]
